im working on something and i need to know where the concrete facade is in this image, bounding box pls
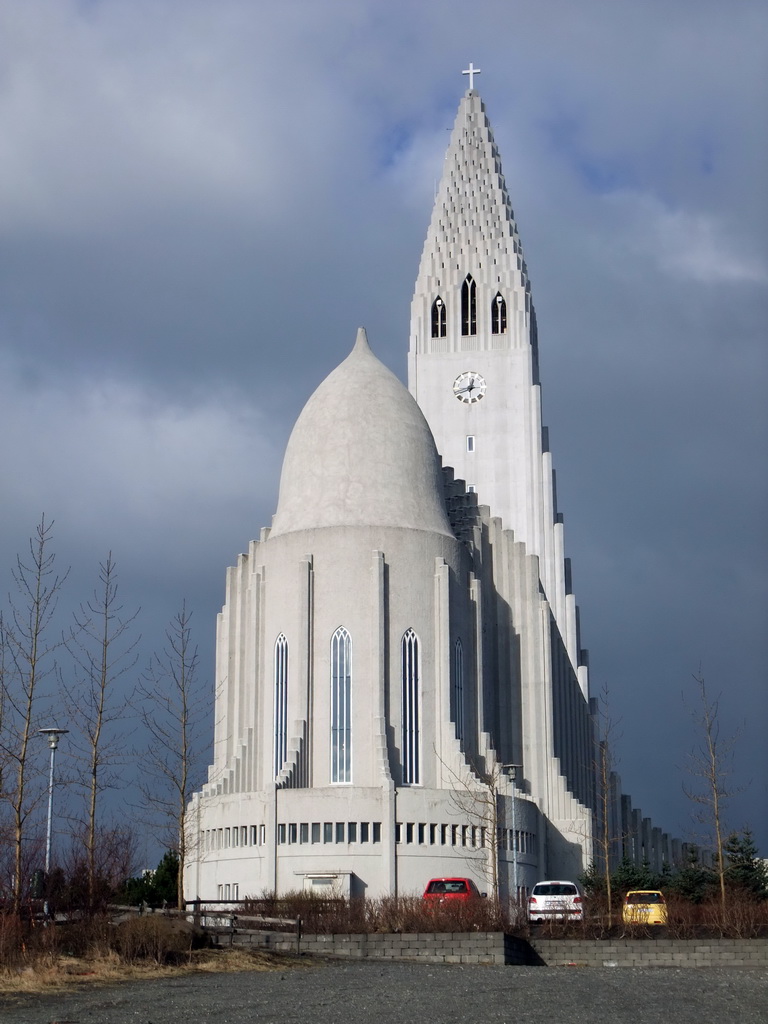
[185,81,682,905]
[185,329,593,902]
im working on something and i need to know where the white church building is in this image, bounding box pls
[185,76,600,903]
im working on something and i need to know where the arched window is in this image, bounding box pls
[401,629,421,784]
[454,638,464,741]
[273,634,288,779]
[461,275,477,336]
[330,627,352,783]
[492,292,507,334]
[431,295,446,338]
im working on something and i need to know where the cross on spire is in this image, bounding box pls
[462,62,481,90]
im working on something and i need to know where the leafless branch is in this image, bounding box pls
[134,601,210,910]
[61,552,140,911]
[0,515,68,912]
[682,672,742,910]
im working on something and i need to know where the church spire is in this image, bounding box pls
[410,88,533,359]
[408,82,583,684]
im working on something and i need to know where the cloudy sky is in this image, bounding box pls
[1,0,766,863]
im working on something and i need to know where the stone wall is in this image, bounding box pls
[530,937,768,968]
[230,929,768,967]
[234,929,522,965]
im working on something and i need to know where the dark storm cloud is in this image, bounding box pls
[0,0,765,855]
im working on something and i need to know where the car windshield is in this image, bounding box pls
[626,892,663,904]
[427,881,467,894]
[533,884,577,896]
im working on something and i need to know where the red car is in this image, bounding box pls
[422,877,486,902]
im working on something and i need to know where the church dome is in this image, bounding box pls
[270,328,453,538]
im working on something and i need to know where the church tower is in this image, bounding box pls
[185,73,604,907]
[408,73,586,691]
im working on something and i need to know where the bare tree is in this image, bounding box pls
[136,602,209,911]
[59,823,139,910]
[683,672,740,911]
[438,751,510,900]
[591,685,633,927]
[0,516,67,912]
[63,553,139,912]
[0,614,7,814]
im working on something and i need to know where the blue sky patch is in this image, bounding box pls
[542,113,636,194]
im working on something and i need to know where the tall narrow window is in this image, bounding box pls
[492,292,507,334]
[454,638,464,740]
[431,296,446,338]
[331,627,352,783]
[273,633,288,779]
[461,275,477,335]
[401,629,421,784]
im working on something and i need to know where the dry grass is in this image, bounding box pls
[0,946,304,995]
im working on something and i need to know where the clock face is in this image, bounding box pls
[453,371,487,403]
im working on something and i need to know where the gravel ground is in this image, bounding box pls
[1,959,767,1024]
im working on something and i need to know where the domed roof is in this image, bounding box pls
[270,328,453,538]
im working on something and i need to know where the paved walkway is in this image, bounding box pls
[2,958,767,1024]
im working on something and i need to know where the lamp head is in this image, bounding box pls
[39,727,69,750]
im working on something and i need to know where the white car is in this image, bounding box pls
[527,880,584,922]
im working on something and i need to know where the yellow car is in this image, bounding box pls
[622,890,668,925]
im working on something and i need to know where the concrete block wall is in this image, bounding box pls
[232,929,518,964]
[295,931,513,965]
[229,929,768,967]
[530,938,768,968]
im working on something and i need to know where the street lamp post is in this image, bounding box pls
[502,764,523,906]
[39,727,68,918]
